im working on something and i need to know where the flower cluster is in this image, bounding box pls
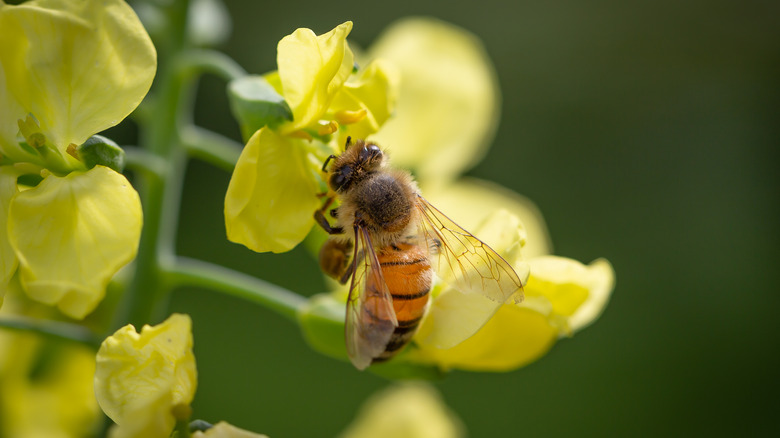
[0,0,154,319]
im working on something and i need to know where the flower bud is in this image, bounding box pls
[228,75,293,140]
[76,135,126,173]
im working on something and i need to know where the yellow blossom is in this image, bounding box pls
[225,21,398,253]
[0,289,100,438]
[94,313,197,438]
[7,166,142,319]
[192,422,269,438]
[0,0,156,166]
[339,383,465,438]
[0,0,155,317]
[368,17,500,183]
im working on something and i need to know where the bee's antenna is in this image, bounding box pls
[322,154,337,172]
[345,136,351,151]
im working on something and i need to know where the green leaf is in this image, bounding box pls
[227,75,292,140]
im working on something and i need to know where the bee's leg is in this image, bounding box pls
[314,196,344,235]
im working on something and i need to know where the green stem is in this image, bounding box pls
[173,49,247,82]
[0,317,101,348]
[162,257,307,322]
[123,146,168,179]
[120,0,192,328]
[180,125,242,172]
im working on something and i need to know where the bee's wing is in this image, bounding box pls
[345,225,398,370]
[415,194,524,303]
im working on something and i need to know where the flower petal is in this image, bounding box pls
[0,331,100,438]
[95,313,197,427]
[225,127,320,253]
[7,165,142,319]
[369,18,500,181]
[330,59,399,140]
[277,21,354,132]
[339,383,464,438]
[193,422,269,438]
[422,178,553,258]
[415,209,529,349]
[0,0,156,158]
[0,166,20,299]
[410,304,558,372]
[526,256,615,334]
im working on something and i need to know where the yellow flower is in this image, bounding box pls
[0,290,101,438]
[224,21,398,253]
[192,422,269,438]
[94,313,197,438]
[8,166,142,319]
[368,17,500,183]
[0,0,155,318]
[339,383,465,438]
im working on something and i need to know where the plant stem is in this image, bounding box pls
[0,317,101,348]
[120,0,192,329]
[180,125,242,171]
[162,257,306,322]
[123,146,168,179]
[173,49,247,82]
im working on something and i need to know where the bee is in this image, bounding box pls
[316,138,524,370]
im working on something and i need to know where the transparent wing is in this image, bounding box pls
[415,194,524,303]
[345,225,398,370]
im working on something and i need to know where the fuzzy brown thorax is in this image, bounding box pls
[325,139,420,247]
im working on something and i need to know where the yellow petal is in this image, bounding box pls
[415,209,529,349]
[107,388,175,438]
[0,166,20,299]
[0,330,100,438]
[369,18,500,181]
[422,177,553,258]
[7,165,142,319]
[526,256,615,334]
[277,21,354,132]
[339,383,464,438]
[193,422,269,438]
[410,304,558,372]
[0,0,156,161]
[225,127,320,253]
[329,59,399,140]
[95,313,197,427]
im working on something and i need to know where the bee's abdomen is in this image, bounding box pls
[372,244,432,363]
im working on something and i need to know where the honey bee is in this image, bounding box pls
[316,138,524,370]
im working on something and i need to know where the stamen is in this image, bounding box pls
[17,115,47,148]
[66,143,80,160]
[334,108,367,125]
[317,120,339,136]
[289,130,313,141]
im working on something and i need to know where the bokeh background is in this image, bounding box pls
[123,0,779,436]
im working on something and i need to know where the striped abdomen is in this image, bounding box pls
[369,243,433,364]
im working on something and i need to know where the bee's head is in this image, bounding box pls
[325,138,385,192]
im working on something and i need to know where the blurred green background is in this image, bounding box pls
[128,0,779,436]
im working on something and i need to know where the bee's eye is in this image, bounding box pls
[330,165,352,191]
